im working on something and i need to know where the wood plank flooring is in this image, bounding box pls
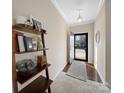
[63,63,71,72]
[63,62,102,83]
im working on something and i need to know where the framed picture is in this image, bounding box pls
[23,36,34,52]
[32,36,38,51]
[37,37,43,50]
[17,35,25,52]
[30,16,42,31]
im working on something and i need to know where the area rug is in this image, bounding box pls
[66,61,87,81]
[51,72,111,93]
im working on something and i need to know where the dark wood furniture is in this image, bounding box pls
[12,24,52,93]
[19,76,52,93]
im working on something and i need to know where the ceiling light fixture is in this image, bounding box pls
[77,9,83,23]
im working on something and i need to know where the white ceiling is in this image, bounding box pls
[51,0,101,26]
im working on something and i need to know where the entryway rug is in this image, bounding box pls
[52,72,111,93]
[66,60,87,81]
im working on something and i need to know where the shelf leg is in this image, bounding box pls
[42,33,51,93]
[45,68,51,93]
[48,86,51,93]
[45,68,49,79]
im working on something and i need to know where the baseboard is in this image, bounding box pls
[96,68,105,84]
[52,63,67,80]
[88,59,94,64]
[105,82,111,89]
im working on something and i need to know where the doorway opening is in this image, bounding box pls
[74,33,88,62]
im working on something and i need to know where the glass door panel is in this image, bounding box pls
[74,33,88,61]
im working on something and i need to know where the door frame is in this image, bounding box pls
[74,33,88,62]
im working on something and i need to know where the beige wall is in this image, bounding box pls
[94,0,111,86]
[13,0,68,91]
[70,23,94,63]
[94,2,106,83]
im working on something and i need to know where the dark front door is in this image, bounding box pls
[74,33,88,62]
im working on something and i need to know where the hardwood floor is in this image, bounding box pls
[86,63,102,83]
[63,62,102,83]
[63,63,71,72]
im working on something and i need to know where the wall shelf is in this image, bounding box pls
[17,64,51,84]
[12,24,46,35]
[19,75,53,93]
[15,48,49,54]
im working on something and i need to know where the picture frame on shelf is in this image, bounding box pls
[17,35,25,52]
[37,37,43,50]
[32,36,38,51]
[23,36,34,52]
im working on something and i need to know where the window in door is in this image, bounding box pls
[74,33,88,61]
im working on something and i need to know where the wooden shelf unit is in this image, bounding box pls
[12,24,46,35]
[12,24,52,93]
[15,48,49,54]
[17,64,51,84]
[19,76,53,93]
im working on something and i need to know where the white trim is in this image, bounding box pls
[105,82,111,89]
[50,0,68,24]
[94,61,97,69]
[52,63,67,80]
[88,59,94,64]
[96,0,105,18]
[96,68,105,84]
